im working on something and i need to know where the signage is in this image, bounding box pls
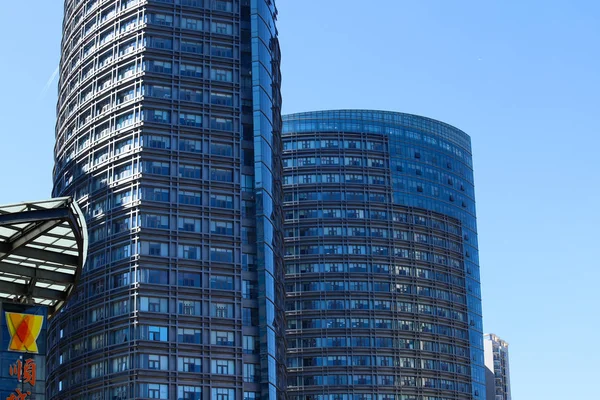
[0,303,47,400]
[5,313,44,353]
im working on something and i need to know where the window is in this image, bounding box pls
[140,383,168,399]
[210,92,233,107]
[243,363,259,383]
[180,63,203,77]
[181,40,203,54]
[243,335,258,354]
[211,330,234,346]
[178,245,201,260]
[211,220,233,235]
[211,194,233,208]
[179,88,203,103]
[213,0,233,12]
[179,112,202,127]
[178,300,202,315]
[211,302,233,318]
[178,272,201,287]
[210,117,233,131]
[242,307,258,326]
[141,325,168,341]
[210,275,233,290]
[179,138,202,152]
[178,357,202,372]
[140,297,168,313]
[244,392,259,400]
[211,68,232,82]
[141,187,169,202]
[178,386,202,400]
[210,142,233,156]
[211,22,233,35]
[212,388,234,400]
[177,328,202,344]
[182,17,202,31]
[178,217,201,232]
[178,190,202,205]
[211,359,234,375]
[143,241,168,257]
[242,280,257,299]
[143,354,167,370]
[179,164,202,179]
[211,45,233,58]
[211,168,233,182]
[112,355,129,372]
[210,247,233,262]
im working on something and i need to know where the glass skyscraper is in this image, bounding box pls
[50,1,285,399]
[282,110,485,400]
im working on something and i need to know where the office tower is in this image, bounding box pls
[282,110,485,400]
[50,1,284,399]
[484,334,511,400]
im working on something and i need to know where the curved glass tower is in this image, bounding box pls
[50,1,285,399]
[282,110,485,400]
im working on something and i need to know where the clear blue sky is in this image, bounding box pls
[1,1,599,398]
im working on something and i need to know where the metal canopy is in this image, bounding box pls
[0,197,87,317]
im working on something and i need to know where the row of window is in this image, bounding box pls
[287,337,469,358]
[283,173,387,186]
[287,355,469,375]
[286,301,466,323]
[63,0,142,55]
[58,383,242,400]
[145,84,234,106]
[146,36,234,58]
[283,156,385,168]
[288,394,456,400]
[286,288,467,311]
[147,13,235,35]
[283,139,384,151]
[88,241,234,266]
[72,355,258,380]
[285,263,466,286]
[283,115,472,166]
[85,189,233,220]
[284,208,461,233]
[90,216,233,244]
[87,271,254,296]
[285,245,462,268]
[284,190,387,204]
[58,59,236,133]
[53,327,255,355]
[288,375,470,392]
[285,228,461,250]
[64,4,236,74]
[287,317,467,340]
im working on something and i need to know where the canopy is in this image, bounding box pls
[0,197,87,317]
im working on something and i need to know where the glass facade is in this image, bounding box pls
[50,0,284,399]
[282,110,485,400]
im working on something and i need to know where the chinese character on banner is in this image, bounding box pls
[6,389,31,400]
[8,359,36,386]
[7,358,36,400]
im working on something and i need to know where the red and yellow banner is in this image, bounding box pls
[5,312,44,353]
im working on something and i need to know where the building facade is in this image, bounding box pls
[282,110,485,400]
[50,1,285,400]
[484,334,511,400]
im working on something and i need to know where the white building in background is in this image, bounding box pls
[484,333,512,400]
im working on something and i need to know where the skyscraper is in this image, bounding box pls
[282,110,486,400]
[50,1,285,399]
[484,334,511,400]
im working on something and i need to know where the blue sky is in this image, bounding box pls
[1,1,599,398]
